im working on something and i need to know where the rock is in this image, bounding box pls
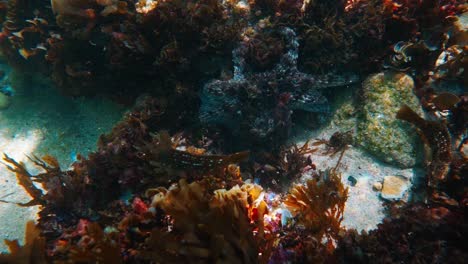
[381,175,410,201]
[0,92,11,110]
[357,72,423,168]
[372,182,383,191]
[348,176,357,186]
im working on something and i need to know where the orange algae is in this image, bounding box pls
[284,169,348,241]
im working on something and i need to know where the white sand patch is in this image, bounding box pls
[296,130,423,232]
[0,128,42,252]
[0,71,126,252]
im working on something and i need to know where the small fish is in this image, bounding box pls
[145,131,249,172]
[396,104,452,187]
[18,48,37,59]
[69,150,78,163]
[432,92,461,111]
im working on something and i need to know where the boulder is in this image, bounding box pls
[357,72,422,168]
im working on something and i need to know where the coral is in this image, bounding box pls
[357,72,423,168]
[0,96,254,260]
[1,1,467,263]
[200,25,358,148]
[290,0,386,73]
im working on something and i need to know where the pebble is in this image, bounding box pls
[373,182,383,191]
[381,175,410,201]
[348,176,357,186]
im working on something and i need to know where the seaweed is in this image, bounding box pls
[0,221,48,264]
[141,179,267,263]
[396,104,452,189]
[266,169,348,263]
[0,1,467,263]
[336,203,467,263]
[284,169,348,240]
[250,140,316,192]
[2,154,44,206]
[63,222,122,264]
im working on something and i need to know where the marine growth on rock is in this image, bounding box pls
[200,25,358,148]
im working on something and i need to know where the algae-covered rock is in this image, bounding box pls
[357,72,422,168]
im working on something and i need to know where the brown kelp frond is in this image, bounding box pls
[2,152,98,221]
[284,169,348,240]
[0,221,47,263]
[396,104,452,188]
[396,104,426,128]
[31,154,60,170]
[2,154,44,206]
[144,179,264,263]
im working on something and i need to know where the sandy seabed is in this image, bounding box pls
[0,68,126,252]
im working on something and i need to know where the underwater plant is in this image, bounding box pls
[249,140,316,192]
[396,104,452,190]
[284,169,348,240]
[267,169,348,263]
[142,179,265,263]
[0,221,47,263]
[336,202,468,263]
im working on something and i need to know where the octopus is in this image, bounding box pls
[199,27,359,146]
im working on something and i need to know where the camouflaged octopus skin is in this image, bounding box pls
[200,27,358,143]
